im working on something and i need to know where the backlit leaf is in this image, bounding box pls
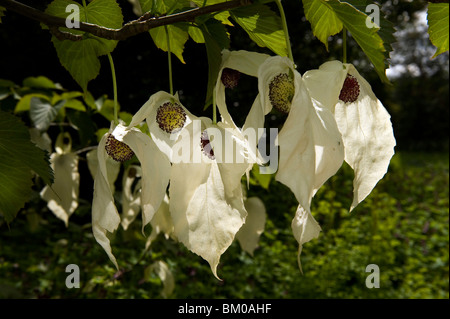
[230,4,288,57]
[427,2,449,58]
[44,0,123,91]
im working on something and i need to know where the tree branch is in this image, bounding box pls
[0,0,253,41]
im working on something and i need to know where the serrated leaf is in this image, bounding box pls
[327,1,389,83]
[44,0,123,91]
[0,111,54,222]
[230,4,287,57]
[150,24,189,63]
[188,25,205,43]
[428,2,449,58]
[305,0,390,83]
[344,0,396,68]
[302,0,343,50]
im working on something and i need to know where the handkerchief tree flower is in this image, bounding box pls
[128,89,263,278]
[92,121,171,269]
[255,54,345,267]
[303,60,396,212]
[40,132,80,227]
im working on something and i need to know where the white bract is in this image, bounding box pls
[92,122,170,268]
[236,196,267,256]
[168,117,249,279]
[303,61,396,211]
[216,49,269,132]
[256,56,344,265]
[40,132,79,227]
[215,50,273,173]
[120,165,142,230]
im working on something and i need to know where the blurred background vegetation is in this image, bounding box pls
[0,0,448,298]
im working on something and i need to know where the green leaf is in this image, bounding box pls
[0,111,53,222]
[23,76,58,89]
[0,79,15,88]
[148,0,191,15]
[45,0,123,91]
[54,92,86,111]
[29,97,65,131]
[303,0,391,83]
[230,4,288,57]
[0,156,33,223]
[14,93,51,113]
[251,164,272,190]
[150,24,189,64]
[188,25,205,43]
[191,0,234,25]
[140,1,191,62]
[302,0,343,51]
[344,0,396,68]
[427,2,449,58]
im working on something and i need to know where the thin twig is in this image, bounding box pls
[0,0,253,41]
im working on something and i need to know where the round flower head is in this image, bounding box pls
[105,133,134,162]
[339,74,360,103]
[221,68,241,89]
[268,72,295,113]
[258,55,297,115]
[128,91,194,162]
[156,101,187,133]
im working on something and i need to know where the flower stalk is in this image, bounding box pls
[165,26,174,96]
[342,27,347,64]
[275,0,294,63]
[107,53,119,125]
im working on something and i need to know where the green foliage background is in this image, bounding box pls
[0,152,448,298]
